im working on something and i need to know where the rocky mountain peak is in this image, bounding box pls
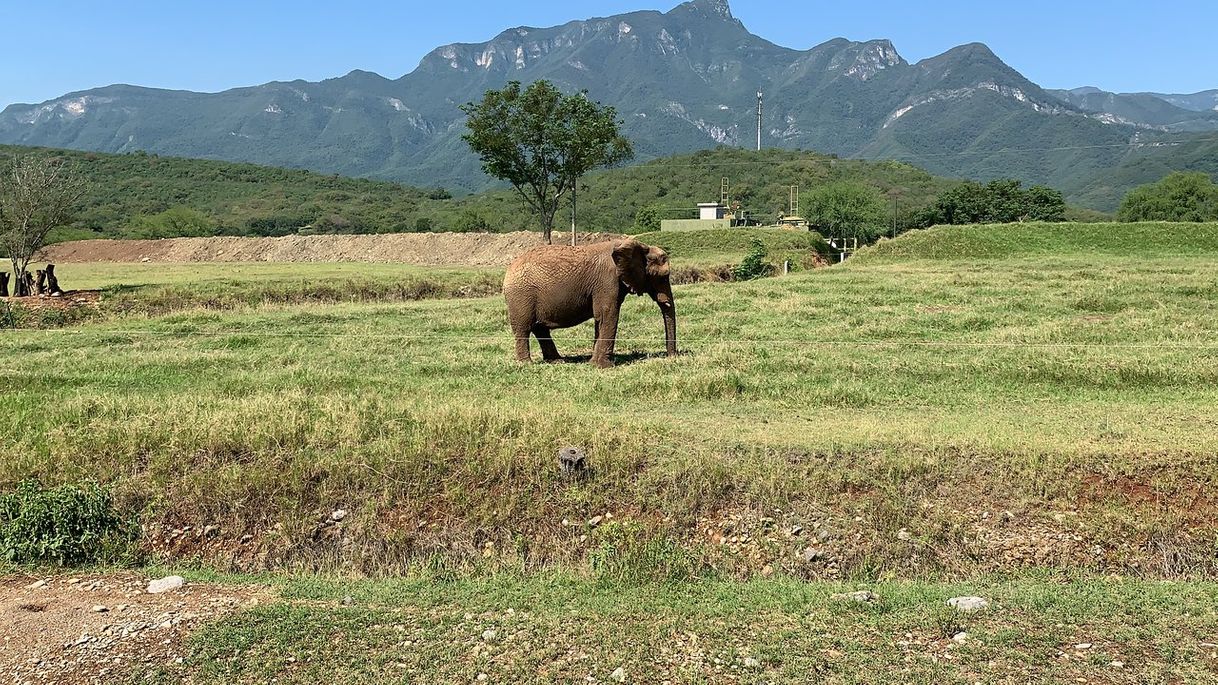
[673,0,734,20]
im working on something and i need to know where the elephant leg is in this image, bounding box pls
[510,315,533,363]
[532,324,562,362]
[591,306,620,369]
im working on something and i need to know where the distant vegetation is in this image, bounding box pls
[1118,171,1218,222]
[6,144,1148,246]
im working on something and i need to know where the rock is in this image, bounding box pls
[482,629,498,642]
[609,666,627,682]
[25,580,48,589]
[743,657,761,669]
[330,509,348,522]
[896,529,913,541]
[831,590,878,603]
[801,547,825,563]
[947,596,989,612]
[816,528,832,542]
[790,525,803,536]
[240,534,253,544]
[145,576,185,594]
[92,605,109,613]
[341,596,354,606]
[203,525,220,537]
[477,675,488,682]
[558,446,587,475]
[951,631,968,643]
[1075,643,1093,650]
[587,516,604,527]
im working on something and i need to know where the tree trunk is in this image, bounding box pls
[0,272,8,298]
[35,269,46,296]
[570,183,578,247]
[540,207,556,245]
[46,264,62,296]
[19,272,33,297]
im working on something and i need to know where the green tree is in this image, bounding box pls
[926,179,1067,226]
[126,206,215,239]
[805,182,886,242]
[1118,172,1218,222]
[632,204,663,233]
[461,80,633,244]
[0,156,86,295]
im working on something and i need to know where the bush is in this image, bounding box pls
[732,237,774,281]
[0,480,132,565]
[1118,172,1218,222]
[632,204,663,233]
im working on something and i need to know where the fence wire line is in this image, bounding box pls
[13,328,1218,350]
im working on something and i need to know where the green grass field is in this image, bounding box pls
[3,222,1218,682]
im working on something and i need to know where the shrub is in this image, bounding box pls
[632,204,664,233]
[0,480,132,565]
[732,237,774,281]
[1118,172,1218,222]
[805,182,887,242]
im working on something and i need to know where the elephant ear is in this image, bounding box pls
[612,239,648,294]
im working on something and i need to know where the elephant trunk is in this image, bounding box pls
[654,283,678,357]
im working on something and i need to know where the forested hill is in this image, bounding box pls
[2,145,959,240]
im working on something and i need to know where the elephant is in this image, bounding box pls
[503,237,678,368]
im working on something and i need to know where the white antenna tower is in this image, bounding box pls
[756,90,763,152]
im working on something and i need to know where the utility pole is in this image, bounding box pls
[756,90,763,152]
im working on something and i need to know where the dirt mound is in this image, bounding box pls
[39,231,622,266]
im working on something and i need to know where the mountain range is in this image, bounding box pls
[1,0,1215,211]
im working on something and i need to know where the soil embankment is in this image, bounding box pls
[38,231,621,266]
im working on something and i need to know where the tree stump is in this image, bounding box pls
[558,446,587,477]
[0,272,8,298]
[24,272,34,297]
[34,269,47,296]
[45,264,63,296]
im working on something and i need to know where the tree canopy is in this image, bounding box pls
[920,179,1066,226]
[461,80,633,243]
[1118,172,1218,222]
[804,182,887,242]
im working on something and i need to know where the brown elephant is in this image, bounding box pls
[503,238,677,368]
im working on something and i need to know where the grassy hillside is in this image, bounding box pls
[857,221,1218,261]
[5,221,1218,681]
[2,145,954,240]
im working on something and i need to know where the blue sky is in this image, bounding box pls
[2,0,1214,108]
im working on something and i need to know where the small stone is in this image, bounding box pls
[743,657,761,669]
[587,516,604,527]
[896,529,913,541]
[92,605,109,613]
[25,580,48,589]
[1111,661,1124,668]
[790,525,803,536]
[482,629,498,642]
[145,576,185,594]
[477,675,488,682]
[831,590,878,603]
[1075,643,1093,650]
[951,631,968,643]
[330,509,348,522]
[203,525,220,537]
[240,534,253,544]
[341,596,354,606]
[801,547,824,563]
[609,666,627,682]
[947,596,989,612]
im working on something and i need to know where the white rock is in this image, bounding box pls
[331,509,348,522]
[947,596,989,612]
[25,579,48,589]
[146,576,185,594]
[1075,643,1093,650]
[743,657,761,669]
[951,631,968,643]
[481,629,498,642]
[832,590,878,603]
[609,666,627,682]
[92,605,109,613]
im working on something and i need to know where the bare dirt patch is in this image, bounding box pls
[0,573,266,684]
[2,291,101,311]
[39,231,622,267]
